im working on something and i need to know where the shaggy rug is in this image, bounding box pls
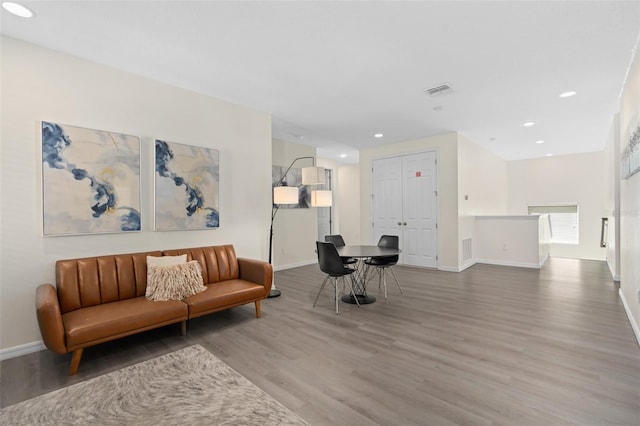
[0,345,308,425]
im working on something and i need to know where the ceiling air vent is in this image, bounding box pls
[424,83,454,96]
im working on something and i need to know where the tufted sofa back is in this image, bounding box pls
[56,250,161,314]
[55,245,242,315]
[162,245,239,284]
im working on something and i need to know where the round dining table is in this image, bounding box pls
[336,245,401,305]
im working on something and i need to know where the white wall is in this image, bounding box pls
[337,164,361,244]
[457,134,509,267]
[617,42,640,343]
[507,152,607,260]
[271,139,318,270]
[475,215,550,268]
[359,133,459,270]
[0,38,272,352]
[603,115,621,280]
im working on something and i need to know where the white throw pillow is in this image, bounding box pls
[146,254,187,293]
[146,260,206,301]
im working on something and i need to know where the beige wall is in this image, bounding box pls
[0,38,272,353]
[507,152,607,261]
[271,139,318,269]
[359,133,459,270]
[457,134,509,267]
[336,164,361,245]
[618,43,640,342]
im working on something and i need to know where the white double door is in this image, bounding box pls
[371,151,438,268]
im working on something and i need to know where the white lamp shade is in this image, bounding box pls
[273,186,298,205]
[311,190,332,207]
[302,166,326,185]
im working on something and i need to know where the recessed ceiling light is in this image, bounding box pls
[523,121,535,127]
[546,153,553,157]
[1,2,34,18]
[536,140,545,144]
[374,133,383,138]
[559,91,576,98]
[339,154,347,158]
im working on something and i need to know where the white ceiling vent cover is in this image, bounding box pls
[424,83,454,96]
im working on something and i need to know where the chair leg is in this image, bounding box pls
[382,267,388,299]
[388,267,403,294]
[255,300,261,318]
[334,277,340,314]
[313,275,330,307]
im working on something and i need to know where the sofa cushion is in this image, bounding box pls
[146,261,206,301]
[183,279,265,317]
[63,297,188,348]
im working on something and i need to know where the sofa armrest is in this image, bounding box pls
[36,284,67,354]
[237,258,273,296]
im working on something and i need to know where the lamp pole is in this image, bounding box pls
[268,156,323,298]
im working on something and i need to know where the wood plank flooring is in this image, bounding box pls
[2,258,639,425]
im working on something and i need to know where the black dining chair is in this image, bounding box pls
[314,241,360,314]
[364,235,403,299]
[324,234,358,266]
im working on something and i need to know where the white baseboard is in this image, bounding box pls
[439,260,477,273]
[273,259,317,272]
[475,259,542,269]
[619,288,640,347]
[438,265,461,272]
[0,340,46,361]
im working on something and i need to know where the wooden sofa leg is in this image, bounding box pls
[69,348,83,376]
[255,300,261,318]
[181,321,187,336]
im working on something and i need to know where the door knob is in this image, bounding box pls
[397,222,402,225]
[403,222,407,226]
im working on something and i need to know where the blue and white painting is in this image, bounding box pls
[622,123,640,179]
[154,140,219,230]
[41,121,141,236]
[272,165,311,208]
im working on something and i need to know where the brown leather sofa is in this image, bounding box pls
[36,245,273,375]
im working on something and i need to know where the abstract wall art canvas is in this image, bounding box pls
[41,121,141,236]
[622,123,640,179]
[155,140,220,230]
[272,165,311,208]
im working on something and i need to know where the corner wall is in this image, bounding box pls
[617,42,640,343]
[272,139,318,269]
[0,38,272,353]
[457,134,509,268]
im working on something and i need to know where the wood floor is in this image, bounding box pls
[2,258,639,425]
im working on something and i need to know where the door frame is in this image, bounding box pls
[369,149,439,268]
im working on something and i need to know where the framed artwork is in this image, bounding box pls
[41,121,141,236]
[272,165,311,208]
[154,140,220,230]
[622,123,640,179]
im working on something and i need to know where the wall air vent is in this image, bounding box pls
[424,83,454,96]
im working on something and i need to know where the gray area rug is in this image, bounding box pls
[0,345,308,425]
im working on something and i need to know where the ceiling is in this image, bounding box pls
[2,1,639,164]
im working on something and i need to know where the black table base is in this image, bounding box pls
[342,294,376,304]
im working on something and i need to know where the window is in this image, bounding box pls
[528,204,579,244]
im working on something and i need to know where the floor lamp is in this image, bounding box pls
[269,156,332,298]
